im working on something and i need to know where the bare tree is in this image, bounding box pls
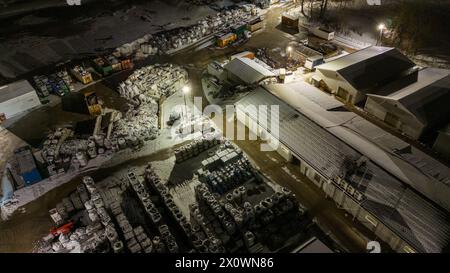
[319,0,329,19]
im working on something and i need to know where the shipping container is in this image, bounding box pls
[247,18,264,32]
[22,169,42,186]
[232,24,247,38]
[71,65,93,84]
[217,33,237,48]
[282,13,299,30]
[305,55,324,70]
[93,57,113,76]
[14,146,42,186]
[120,58,133,70]
[309,27,335,40]
[106,55,122,72]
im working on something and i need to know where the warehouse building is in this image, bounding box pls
[0,80,41,119]
[313,46,417,104]
[235,83,450,253]
[224,57,276,85]
[365,68,450,140]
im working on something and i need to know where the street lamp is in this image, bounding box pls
[377,23,386,45]
[286,46,293,62]
[182,85,190,120]
[287,46,292,55]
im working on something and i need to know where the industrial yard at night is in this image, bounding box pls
[0,0,449,260]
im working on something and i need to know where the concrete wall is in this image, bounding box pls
[0,91,41,119]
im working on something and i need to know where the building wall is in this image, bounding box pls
[433,131,450,159]
[365,96,425,140]
[0,91,41,119]
[315,69,363,104]
[365,97,387,120]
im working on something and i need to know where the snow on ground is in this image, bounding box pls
[170,179,201,219]
[0,0,216,79]
[0,154,110,221]
[281,166,301,183]
[150,157,176,183]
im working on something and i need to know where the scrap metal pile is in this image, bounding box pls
[36,64,188,179]
[115,6,256,57]
[40,112,122,175]
[114,64,189,141]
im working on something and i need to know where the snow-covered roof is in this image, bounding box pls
[288,81,343,110]
[0,80,36,103]
[224,57,276,84]
[265,82,450,196]
[368,68,450,126]
[236,86,450,253]
[316,46,416,93]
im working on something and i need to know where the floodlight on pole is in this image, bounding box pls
[182,85,191,94]
[182,85,190,120]
[377,23,386,45]
[286,46,293,59]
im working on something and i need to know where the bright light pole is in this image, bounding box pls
[286,46,293,59]
[377,23,386,45]
[182,85,190,121]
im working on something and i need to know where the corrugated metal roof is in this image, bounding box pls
[316,46,415,93]
[265,83,450,202]
[316,46,392,71]
[224,57,275,84]
[236,87,450,253]
[286,81,343,110]
[368,68,450,126]
[0,80,36,103]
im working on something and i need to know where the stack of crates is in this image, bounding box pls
[174,135,221,163]
[105,55,122,72]
[33,75,50,103]
[71,65,93,84]
[57,70,74,92]
[120,58,133,70]
[93,57,113,76]
[46,74,70,96]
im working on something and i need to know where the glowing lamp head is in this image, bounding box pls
[378,23,386,31]
[182,86,191,94]
[287,46,292,52]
